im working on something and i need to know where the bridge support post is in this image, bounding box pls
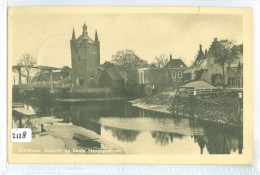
[49,69,53,92]
[176,95,179,115]
[19,116,22,128]
[172,97,176,116]
[18,67,22,85]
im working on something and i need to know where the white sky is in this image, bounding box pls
[9,8,243,68]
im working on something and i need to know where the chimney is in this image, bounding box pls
[205,49,208,55]
[199,44,202,51]
[214,38,218,42]
[170,53,172,60]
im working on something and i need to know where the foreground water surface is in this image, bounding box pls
[13,93,243,154]
[24,99,242,155]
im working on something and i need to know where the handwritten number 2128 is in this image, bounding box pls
[12,131,27,139]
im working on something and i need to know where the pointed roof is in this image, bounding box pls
[164,58,187,69]
[95,30,99,42]
[83,22,87,29]
[71,28,76,40]
[72,22,98,44]
[194,45,205,64]
[106,69,124,81]
[194,59,208,71]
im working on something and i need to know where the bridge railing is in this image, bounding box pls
[176,88,220,96]
[13,84,73,89]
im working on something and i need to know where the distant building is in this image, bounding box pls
[136,54,188,92]
[32,71,63,86]
[119,69,141,97]
[98,62,125,96]
[70,23,100,88]
[138,68,168,89]
[163,54,188,87]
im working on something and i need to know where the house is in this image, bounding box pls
[98,62,125,96]
[191,38,243,87]
[226,46,243,88]
[135,54,188,93]
[163,54,188,87]
[138,68,168,92]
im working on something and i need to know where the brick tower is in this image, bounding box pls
[70,22,100,87]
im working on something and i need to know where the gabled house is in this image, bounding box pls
[164,54,188,86]
[191,38,243,87]
[98,62,125,95]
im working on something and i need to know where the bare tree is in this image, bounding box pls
[152,54,169,68]
[61,66,72,80]
[18,53,37,84]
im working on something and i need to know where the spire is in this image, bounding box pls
[71,28,76,40]
[95,30,99,42]
[82,22,88,38]
[83,22,87,30]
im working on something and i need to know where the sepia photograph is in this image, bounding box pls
[8,7,253,164]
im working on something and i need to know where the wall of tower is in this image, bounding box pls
[70,38,100,87]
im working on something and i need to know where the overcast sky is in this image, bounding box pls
[9,8,243,68]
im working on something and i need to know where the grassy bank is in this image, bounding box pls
[130,89,242,127]
[130,90,175,114]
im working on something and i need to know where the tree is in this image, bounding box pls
[152,54,169,68]
[211,40,241,88]
[61,66,72,80]
[111,50,148,69]
[18,53,37,84]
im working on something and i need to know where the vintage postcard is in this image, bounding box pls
[8,7,253,164]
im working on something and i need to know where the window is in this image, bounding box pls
[234,78,237,85]
[140,72,143,84]
[90,76,95,87]
[172,71,176,78]
[228,77,232,85]
[75,49,78,53]
[178,71,182,78]
[78,56,80,60]
[76,77,84,86]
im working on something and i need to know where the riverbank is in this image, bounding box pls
[12,116,124,154]
[130,89,242,127]
[130,90,175,114]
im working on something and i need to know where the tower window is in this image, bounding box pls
[75,49,78,53]
[78,56,80,60]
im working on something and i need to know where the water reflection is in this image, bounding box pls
[151,131,183,146]
[104,127,139,142]
[73,134,101,149]
[23,96,242,154]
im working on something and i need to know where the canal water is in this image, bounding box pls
[27,99,242,155]
[14,88,242,155]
